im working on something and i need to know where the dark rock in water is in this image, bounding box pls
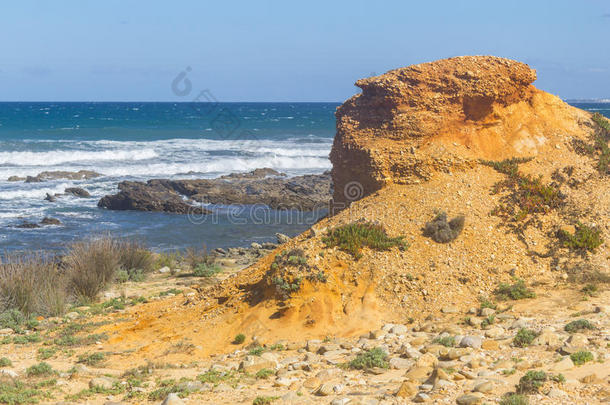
[98,168,332,214]
[16,221,41,229]
[64,187,91,198]
[40,217,62,226]
[25,170,102,183]
[7,176,25,182]
[98,181,211,215]
[44,193,58,202]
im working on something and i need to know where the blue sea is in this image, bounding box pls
[0,102,337,252]
[0,102,608,253]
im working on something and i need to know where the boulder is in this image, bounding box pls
[40,217,61,225]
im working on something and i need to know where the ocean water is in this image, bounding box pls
[0,102,338,252]
[0,102,608,253]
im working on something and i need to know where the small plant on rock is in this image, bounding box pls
[348,347,389,369]
[255,368,274,379]
[253,396,279,405]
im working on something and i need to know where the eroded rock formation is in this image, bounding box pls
[330,55,590,205]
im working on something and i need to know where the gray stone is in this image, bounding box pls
[456,394,482,405]
[161,393,185,405]
[460,336,482,349]
[89,377,115,390]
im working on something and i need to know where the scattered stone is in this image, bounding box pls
[89,377,115,390]
[456,393,482,405]
[395,380,418,398]
[160,393,185,405]
[550,356,574,372]
[276,233,291,244]
[158,266,171,274]
[460,336,482,349]
[65,312,80,320]
[473,381,493,393]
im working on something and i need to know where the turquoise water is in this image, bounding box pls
[0,102,607,252]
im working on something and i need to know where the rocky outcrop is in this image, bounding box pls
[23,170,101,183]
[330,55,592,205]
[98,169,331,214]
[64,187,91,198]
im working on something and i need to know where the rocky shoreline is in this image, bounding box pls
[98,168,332,214]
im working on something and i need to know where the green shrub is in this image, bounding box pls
[479,297,497,310]
[193,263,222,277]
[432,336,455,347]
[513,328,539,347]
[322,222,408,259]
[581,283,598,296]
[248,346,265,356]
[348,347,389,369]
[481,314,496,328]
[66,237,121,302]
[233,333,246,344]
[517,370,547,393]
[500,393,529,405]
[26,362,55,377]
[155,251,181,270]
[564,319,595,333]
[0,357,11,367]
[558,223,604,253]
[37,348,56,360]
[495,278,535,300]
[570,351,593,366]
[197,370,237,385]
[0,380,47,404]
[0,310,39,334]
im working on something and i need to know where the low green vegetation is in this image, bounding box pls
[253,396,279,405]
[322,222,408,259]
[0,357,12,367]
[147,379,192,401]
[255,368,274,379]
[482,157,563,222]
[495,278,535,300]
[564,319,595,333]
[197,370,238,385]
[233,333,246,344]
[558,223,604,253]
[432,336,455,347]
[348,347,389,369]
[37,348,56,360]
[479,297,497,310]
[500,393,529,405]
[26,362,55,377]
[248,346,265,356]
[0,310,39,334]
[193,262,222,277]
[570,351,594,366]
[581,283,598,296]
[591,113,610,174]
[481,314,496,328]
[0,379,52,404]
[77,352,106,367]
[513,328,539,347]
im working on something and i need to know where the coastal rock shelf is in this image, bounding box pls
[98,168,332,214]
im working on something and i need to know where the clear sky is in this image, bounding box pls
[1,0,609,102]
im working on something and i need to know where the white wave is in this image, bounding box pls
[99,156,331,177]
[0,183,70,200]
[0,149,159,166]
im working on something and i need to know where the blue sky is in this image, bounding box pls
[1,0,609,101]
